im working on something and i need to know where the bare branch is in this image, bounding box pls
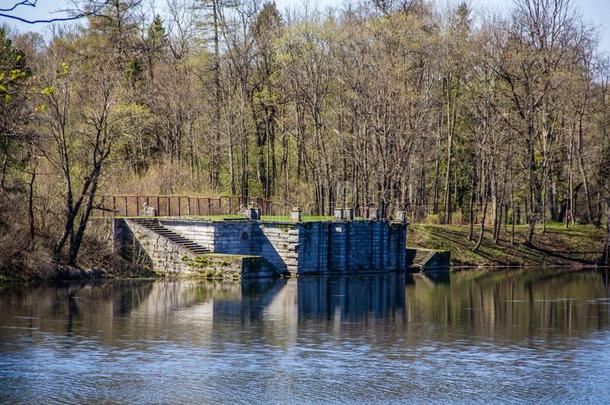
[0,0,112,24]
[0,0,36,13]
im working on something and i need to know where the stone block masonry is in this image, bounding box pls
[296,221,407,275]
[116,218,409,277]
[113,219,278,278]
[115,219,198,275]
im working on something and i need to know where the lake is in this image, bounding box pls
[1,269,610,404]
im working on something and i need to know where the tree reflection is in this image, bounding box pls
[0,269,609,349]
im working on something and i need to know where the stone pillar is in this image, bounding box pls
[290,207,302,223]
[369,207,381,220]
[395,211,407,223]
[248,207,261,221]
[140,203,157,217]
[334,208,345,221]
[345,207,354,221]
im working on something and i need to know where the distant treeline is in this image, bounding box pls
[0,0,609,267]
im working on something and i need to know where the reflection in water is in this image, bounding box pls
[1,269,610,403]
[295,274,409,321]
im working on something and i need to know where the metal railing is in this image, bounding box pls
[93,194,444,221]
[93,195,274,217]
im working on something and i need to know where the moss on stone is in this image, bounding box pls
[183,254,250,280]
[183,255,211,268]
[276,224,295,233]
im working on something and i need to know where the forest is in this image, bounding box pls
[0,0,609,271]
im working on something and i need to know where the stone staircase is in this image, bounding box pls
[130,218,210,255]
[412,249,432,267]
[406,248,450,271]
[406,248,431,269]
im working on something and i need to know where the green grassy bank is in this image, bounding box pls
[409,223,607,267]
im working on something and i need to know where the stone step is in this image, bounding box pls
[130,218,210,255]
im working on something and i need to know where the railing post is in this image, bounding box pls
[291,207,302,223]
[345,207,354,221]
[395,211,407,223]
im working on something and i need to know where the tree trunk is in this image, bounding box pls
[526,132,537,246]
[0,155,7,191]
[565,142,571,229]
[210,0,221,188]
[53,211,74,264]
[228,135,236,195]
[542,177,547,234]
[494,183,506,245]
[28,167,36,243]
[577,115,593,223]
[67,171,101,265]
[432,131,441,215]
[602,200,610,266]
[444,132,452,223]
[510,168,516,245]
[474,193,488,252]
[468,171,476,241]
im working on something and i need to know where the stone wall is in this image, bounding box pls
[257,224,299,274]
[113,218,135,258]
[405,248,451,271]
[296,221,407,275]
[161,220,296,273]
[182,254,277,279]
[113,219,280,278]
[153,219,407,276]
[120,220,197,275]
[160,219,216,250]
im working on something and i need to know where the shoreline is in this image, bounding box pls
[2,223,606,284]
[1,263,608,287]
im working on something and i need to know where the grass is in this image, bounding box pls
[409,222,606,267]
[260,215,335,222]
[103,214,247,221]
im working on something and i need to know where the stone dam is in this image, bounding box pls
[113,217,449,279]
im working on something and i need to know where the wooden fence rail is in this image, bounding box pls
[93,195,276,217]
[93,194,443,220]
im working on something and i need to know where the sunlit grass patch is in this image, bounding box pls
[409,223,605,267]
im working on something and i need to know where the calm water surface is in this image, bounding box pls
[1,269,610,404]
